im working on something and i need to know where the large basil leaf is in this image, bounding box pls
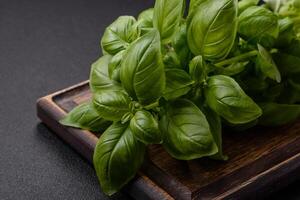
[160,99,218,160]
[204,75,262,124]
[137,8,154,35]
[187,0,238,60]
[93,90,131,121]
[93,122,145,196]
[163,68,194,100]
[189,55,206,84]
[256,44,281,83]
[238,0,259,14]
[108,50,125,82]
[258,103,300,126]
[90,55,122,93]
[60,102,111,132]
[130,110,162,144]
[101,16,139,55]
[203,106,228,161]
[238,6,279,47]
[120,30,165,106]
[188,0,208,16]
[153,0,185,44]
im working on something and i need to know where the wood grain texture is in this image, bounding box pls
[37,81,300,200]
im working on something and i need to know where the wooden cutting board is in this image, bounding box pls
[36,81,300,200]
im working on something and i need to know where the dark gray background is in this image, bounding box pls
[0,0,299,199]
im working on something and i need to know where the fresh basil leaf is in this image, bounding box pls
[187,0,238,60]
[238,0,259,14]
[189,55,206,83]
[163,68,194,100]
[108,50,125,82]
[101,16,139,55]
[130,110,162,144]
[273,52,300,76]
[120,30,165,106]
[93,122,145,196]
[202,105,228,161]
[137,8,154,35]
[90,55,122,93]
[258,102,300,126]
[160,99,218,160]
[256,44,281,82]
[93,90,131,121]
[188,0,208,16]
[275,17,296,48]
[216,62,248,76]
[238,6,279,47]
[204,75,262,124]
[153,0,185,44]
[60,102,111,132]
[163,50,182,69]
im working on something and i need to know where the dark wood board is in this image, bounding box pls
[37,81,300,200]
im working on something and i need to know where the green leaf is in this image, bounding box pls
[275,17,296,48]
[163,68,194,100]
[204,75,262,124]
[189,55,207,83]
[188,0,208,16]
[238,0,259,14]
[160,99,218,160]
[187,0,238,60]
[101,16,139,55]
[215,62,248,76]
[89,55,122,93]
[137,8,154,35]
[60,102,111,132]
[256,44,281,82]
[130,110,162,144]
[273,52,300,76]
[163,50,182,69]
[108,50,125,82]
[93,122,145,196]
[238,6,279,47]
[258,102,300,126]
[202,105,228,161]
[120,30,165,106]
[153,0,185,44]
[93,90,131,121]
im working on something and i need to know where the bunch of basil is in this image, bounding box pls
[60,0,300,195]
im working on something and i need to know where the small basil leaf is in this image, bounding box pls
[137,8,154,35]
[163,68,194,100]
[90,55,122,93]
[275,17,296,48]
[256,44,281,83]
[130,110,162,144]
[153,0,185,44]
[120,30,165,106]
[160,99,218,160]
[101,16,139,55]
[108,50,125,82]
[258,102,300,126]
[93,90,131,121]
[204,75,262,124]
[202,105,228,161]
[93,122,145,196]
[60,102,111,132]
[189,55,206,83]
[187,0,238,60]
[216,62,248,76]
[238,6,279,47]
[163,50,182,69]
[238,0,259,14]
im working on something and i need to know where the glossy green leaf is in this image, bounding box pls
[101,16,139,55]
[93,122,145,196]
[120,30,165,106]
[204,75,262,124]
[216,62,248,76]
[60,102,111,132]
[89,55,122,93]
[93,90,131,121]
[238,6,279,47]
[130,110,162,144]
[187,0,238,60]
[256,44,281,82]
[160,99,218,160]
[163,68,194,100]
[189,55,206,83]
[108,50,125,82]
[275,17,296,48]
[238,0,259,14]
[163,50,182,69]
[258,102,300,126]
[153,0,185,43]
[137,8,154,35]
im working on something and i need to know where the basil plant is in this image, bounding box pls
[60,0,300,196]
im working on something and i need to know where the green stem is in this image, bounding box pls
[214,50,258,67]
[143,101,159,110]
